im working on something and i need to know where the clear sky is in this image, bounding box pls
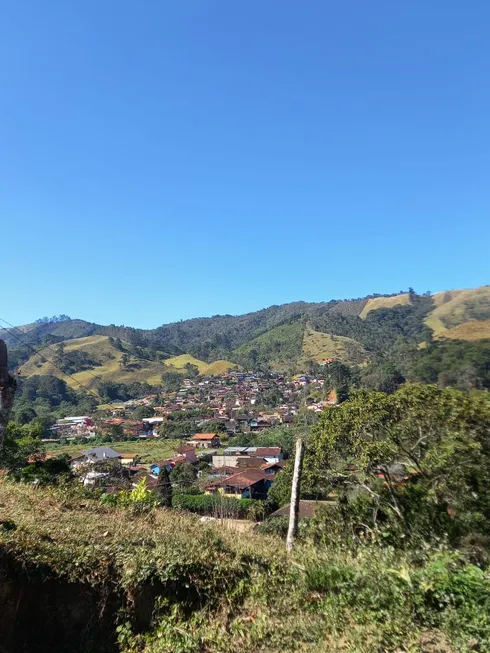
[1,1,489,329]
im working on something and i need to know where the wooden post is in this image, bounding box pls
[286,437,304,552]
[0,340,16,450]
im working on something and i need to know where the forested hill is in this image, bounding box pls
[3,286,490,389]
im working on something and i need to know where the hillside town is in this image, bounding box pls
[40,370,338,507]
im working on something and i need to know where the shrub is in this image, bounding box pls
[173,493,253,518]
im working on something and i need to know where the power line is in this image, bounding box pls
[0,317,101,400]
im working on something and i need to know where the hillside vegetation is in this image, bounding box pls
[18,336,170,389]
[301,325,368,364]
[6,285,490,385]
[162,354,237,375]
[18,337,237,390]
[2,481,489,653]
[436,319,490,341]
[425,286,490,335]
[359,293,410,318]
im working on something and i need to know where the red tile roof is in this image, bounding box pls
[192,433,218,440]
[255,447,281,456]
[208,468,268,490]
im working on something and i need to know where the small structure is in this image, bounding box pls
[189,433,220,448]
[71,446,120,468]
[205,468,272,500]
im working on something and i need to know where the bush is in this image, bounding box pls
[173,493,253,518]
[256,516,290,537]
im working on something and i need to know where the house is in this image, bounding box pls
[189,433,220,448]
[249,419,272,432]
[205,468,272,500]
[255,447,283,463]
[71,446,121,468]
[119,453,138,466]
[236,456,268,469]
[132,471,159,490]
[260,461,286,476]
[212,446,283,469]
[176,445,197,463]
[150,460,174,475]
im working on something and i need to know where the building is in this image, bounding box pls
[205,468,272,500]
[212,446,283,469]
[189,433,220,448]
[71,446,121,468]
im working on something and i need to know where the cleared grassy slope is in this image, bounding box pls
[425,286,490,335]
[360,294,410,318]
[436,319,490,342]
[162,354,237,375]
[18,336,237,389]
[302,325,368,364]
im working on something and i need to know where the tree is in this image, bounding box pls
[161,369,183,392]
[184,363,199,378]
[0,341,17,450]
[134,405,154,420]
[305,384,490,546]
[170,461,197,489]
[120,353,130,370]
[156,467,173,507]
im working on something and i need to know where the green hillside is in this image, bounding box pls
[301,325,368,365]
[360,293,410,318]
[6,285,490,383]
[425,286,490,335]
[159,353,238,375]
[233,321,305,370]
[18,336,238,390]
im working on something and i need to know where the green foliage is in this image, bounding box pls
[169,461,198,488]
[306,384,490,547]
[3,483,490,652]
[16,456,72,485]
[115,477,159,513]
[233,322,305,370]
[161,369,183,392]
[133,405,154,420]
[172,492,254,518]
[156,467,173,507]
[412,339,490,389]
[0,422,45,472]
[256,515,290,537]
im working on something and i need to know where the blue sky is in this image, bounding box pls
[1,1,489,329]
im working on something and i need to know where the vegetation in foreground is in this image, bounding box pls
[1,481,490,653]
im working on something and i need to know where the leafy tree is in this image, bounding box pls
[156,467,173,507]
[134,405,154,420]
[184,363,199,378]
[170,461,197,489]
[305,384,490,546]
[161,369,183,392]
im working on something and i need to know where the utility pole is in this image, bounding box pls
[286,437,304,553]
[0,340,16,450]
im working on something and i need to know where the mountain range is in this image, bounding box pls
[2,285,490,391]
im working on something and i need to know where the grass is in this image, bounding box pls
[425,286,490,336]
[45,438,181,463]
[301,325,368,365]
[18,336,237,390]
[360,294,410,318]
[1,482,488,652]
[435,319,490,342]
[162,354,237,375]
